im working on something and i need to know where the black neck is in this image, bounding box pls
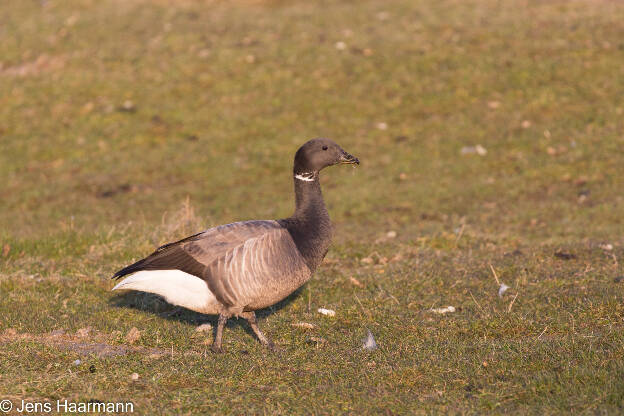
[293,173,324,218]
[280,172,333,272]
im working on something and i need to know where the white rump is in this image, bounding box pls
[112,270,218,313]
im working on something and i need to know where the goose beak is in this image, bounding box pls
[339,151,360,165]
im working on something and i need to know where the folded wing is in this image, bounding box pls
[112,220,311,313]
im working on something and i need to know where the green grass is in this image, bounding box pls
[1,0,624,413]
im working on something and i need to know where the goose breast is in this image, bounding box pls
[204,223,312,311]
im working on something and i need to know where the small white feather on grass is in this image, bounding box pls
[362,329,378,351]
[498,283,510,297]
[195,323,212,333]
[291,322,316,330]
[317,308,336,317]
[430,306,456,314]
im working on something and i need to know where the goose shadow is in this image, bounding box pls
[108,286,306,343]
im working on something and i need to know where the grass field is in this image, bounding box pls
[1,0,624,413]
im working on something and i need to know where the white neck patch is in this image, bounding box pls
[294,172,315,182]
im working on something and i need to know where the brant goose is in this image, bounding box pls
[112,138,359,352]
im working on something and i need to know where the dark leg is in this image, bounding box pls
[242,311,276,351]
[212,313,228,353]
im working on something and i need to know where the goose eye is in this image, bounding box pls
[322,146,328,150]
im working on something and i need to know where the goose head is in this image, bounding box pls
[293,138,359,175]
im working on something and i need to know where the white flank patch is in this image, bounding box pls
[112,270,217,313]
